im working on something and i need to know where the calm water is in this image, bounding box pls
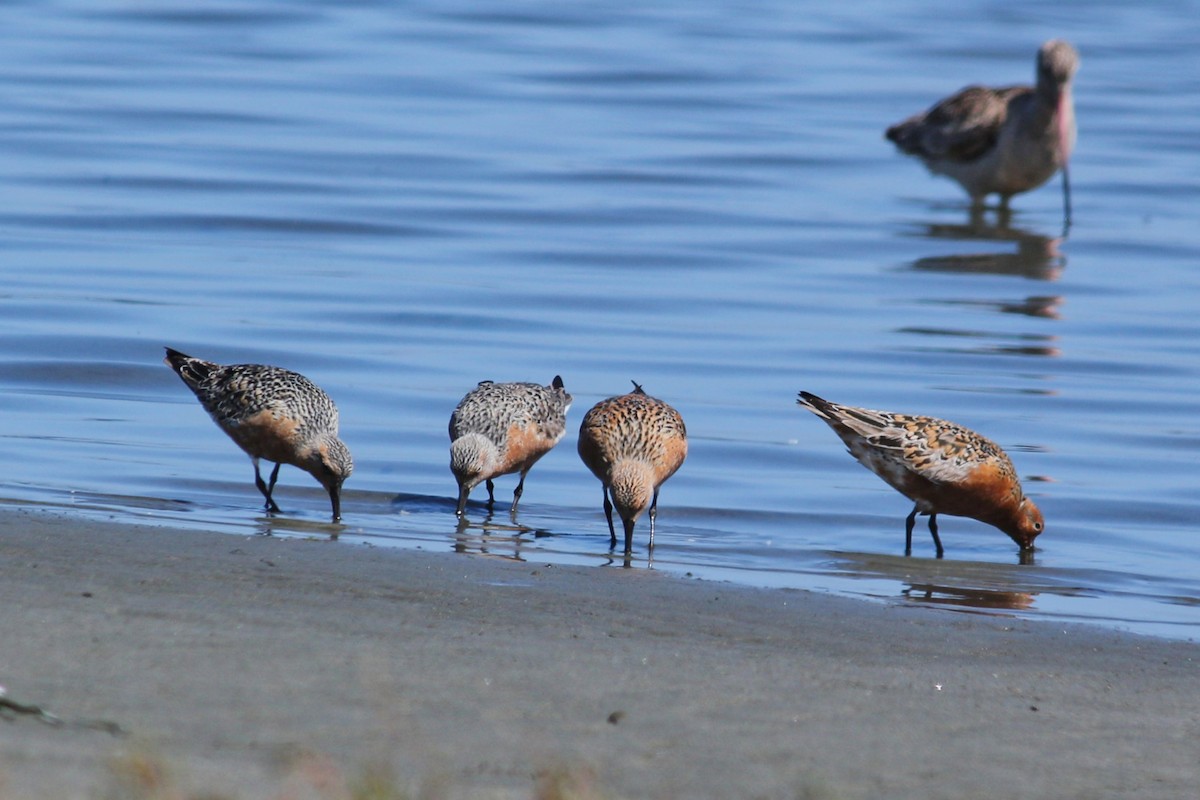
[1,1,1198,639]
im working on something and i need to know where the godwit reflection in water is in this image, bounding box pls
[896,213,1066,360]
[895,325,1061,359]
[905,212,1067,283]
[925,294,1063,320]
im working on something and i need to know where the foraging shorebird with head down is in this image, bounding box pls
[578,382,688,554]
[164,347,353,521]
[797,391,1043,558]
[449,377,572,517]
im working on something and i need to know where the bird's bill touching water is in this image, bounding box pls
[328,483,343,523]
[455,482,471,517]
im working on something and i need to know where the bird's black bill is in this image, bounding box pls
[329,486,342,523]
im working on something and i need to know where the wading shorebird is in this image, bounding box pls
[578,382,687,554]
[164,347,353,521]
[449,377,572,517]
[797,391,1043,558]
[886,40,1078,218]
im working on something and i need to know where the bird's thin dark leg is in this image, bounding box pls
[1061,164,1072,238]
[928,514,944,559]
[648,489,660,550]
[266,463,282,513]
[904,506,918,556]
[485,479,496,510]
[510,471,527,514]
[253,464,270,503]
[254,462,283,514]
[603,487,616,547]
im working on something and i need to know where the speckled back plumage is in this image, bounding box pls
[449,379,570,453]
[804,397,1015,483]
[577,388,687,474]
[798,391,1042,555]
[172,359,338,443]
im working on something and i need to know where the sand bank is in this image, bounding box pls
[0,508,1196,799]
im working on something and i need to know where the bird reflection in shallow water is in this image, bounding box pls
[836,552,1048,613]
[603,549,651,570]
[896,324,1061,358]
[452,510,551,561]
[929,295,1063,320]
[904,582,1037,611]
[253,515,342,540]
[905,210,1066,282]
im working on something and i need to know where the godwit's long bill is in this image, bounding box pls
[886,40,1078,227]
[798,391,1043,558]
[164,347,353,522]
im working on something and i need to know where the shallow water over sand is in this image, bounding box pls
[1,1,1199,638]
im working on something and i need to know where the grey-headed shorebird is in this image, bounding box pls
[578,382,688,554]
[886,40,1078,217]
[449,377,572,516]
[164,347,353,521]
[798,392,1043,558]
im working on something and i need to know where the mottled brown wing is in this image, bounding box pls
[889,85,1028,163]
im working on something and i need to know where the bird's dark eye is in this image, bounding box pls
[1034,522,1043,532]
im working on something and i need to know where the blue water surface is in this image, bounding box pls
[1,0,1198,638]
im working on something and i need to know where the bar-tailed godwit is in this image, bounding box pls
[797,391,1042,557]
[578,382,687,554]
[164,347,353,521]
[886,40,1078,216]
[449,377,572,516]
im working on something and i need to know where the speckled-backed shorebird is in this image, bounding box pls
[449,377,572,516]
[164,347,353,521]
[578,382,688,554]
[797,391,1042,557]
[886,40,1078,216]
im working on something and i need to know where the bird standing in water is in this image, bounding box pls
[886,40,1078,222]
[449,377,572,517]
[164,347,353,522]
[797,391,1043,558]
[578,382,688,554]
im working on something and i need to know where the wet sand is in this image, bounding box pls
[0,507,1196,799]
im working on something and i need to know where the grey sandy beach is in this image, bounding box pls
[0,508,1196,799]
